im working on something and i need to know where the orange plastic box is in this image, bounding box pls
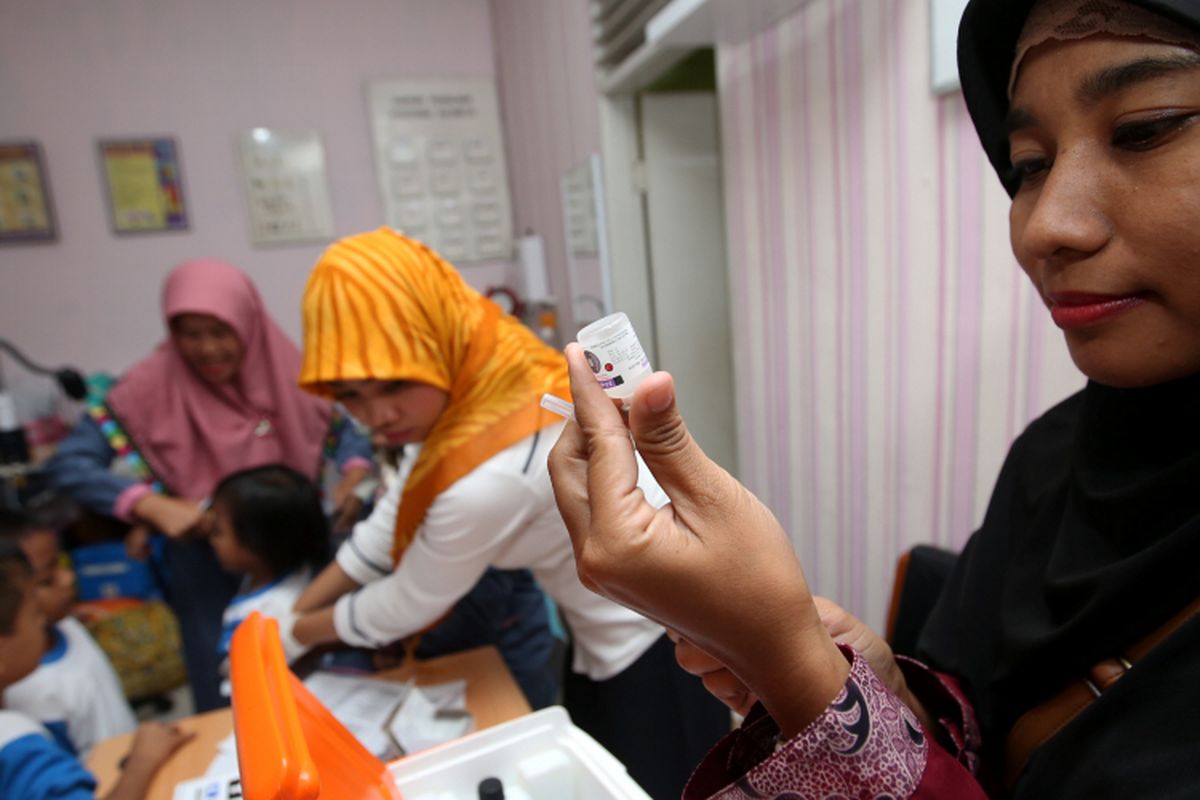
[229,612,650,800]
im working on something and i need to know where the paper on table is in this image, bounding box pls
[303,671,413,757]
[198,670,473,782]
[172,773,241,800]
[386,682,473,755]
[411,678,468,713]
[202,733,238,779]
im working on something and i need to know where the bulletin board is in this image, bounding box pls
[560,154,612,325]
[0,141,56,243]
[98,137,189,234]
[561,159,600,258]
[238,128,335,246]
[366,78,513,263]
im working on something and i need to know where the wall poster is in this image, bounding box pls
[98,137,188,234]
[238,128,335,246]
[367,78,513,264]
[0,141,56,243]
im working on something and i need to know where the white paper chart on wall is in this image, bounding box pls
[238,128,335,246]
[367,78,514,263]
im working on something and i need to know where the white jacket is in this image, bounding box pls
[334,422,665,681]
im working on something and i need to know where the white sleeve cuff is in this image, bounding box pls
[333,591,388,649]
[335,537,392,586]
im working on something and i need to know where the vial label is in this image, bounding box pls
[583,329,650,397]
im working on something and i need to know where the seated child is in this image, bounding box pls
[0,541,192,800]
[0,509,136,757]
[208,465,329,691]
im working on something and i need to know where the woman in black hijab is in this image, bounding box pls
[547,0,1200,797]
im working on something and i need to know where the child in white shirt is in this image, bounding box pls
[0,509,136,757]
[208,465,329,692]
[0,541,191,800]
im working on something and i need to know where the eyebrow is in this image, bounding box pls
[1077,52,1200,105]
[1005,52,1200,135]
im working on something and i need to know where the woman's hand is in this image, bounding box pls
[813,596,935,731]
[293,560,361,613]
[331,494,365,534]
[124,524,152,561]
[671,631,758,717]
[131,494,204,539]
[673,598,935,731]
[331,464,371,532]
[548,344,849,737]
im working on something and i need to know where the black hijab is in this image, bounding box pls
[917,1,1200,796]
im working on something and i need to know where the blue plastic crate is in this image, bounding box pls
[70,539,163,601]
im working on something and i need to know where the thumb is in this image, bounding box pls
[628,371,731,508]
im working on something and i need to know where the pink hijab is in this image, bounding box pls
[105,259,332,499]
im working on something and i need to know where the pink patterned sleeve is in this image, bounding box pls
[113,483,153,523]
[895,655,983,774]
[339,456,372,474]
[683,646,986,799]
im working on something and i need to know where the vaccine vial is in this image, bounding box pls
[576,312,652,408]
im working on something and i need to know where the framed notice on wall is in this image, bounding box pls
[0,141,56,243]
[98,137,189,234]
[238,128,335,246]
[366,78,513,264]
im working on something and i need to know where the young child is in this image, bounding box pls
[0,508,136,757]
[0,541,192,799]
[208,464,329,687]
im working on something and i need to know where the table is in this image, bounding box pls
[86,645,532,800]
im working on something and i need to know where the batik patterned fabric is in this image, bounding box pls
[695,648,927,800]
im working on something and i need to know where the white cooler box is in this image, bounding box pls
[389,706,652,800]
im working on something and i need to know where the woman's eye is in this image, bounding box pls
[1008,156,1049,187]
[1112,114,1196,150]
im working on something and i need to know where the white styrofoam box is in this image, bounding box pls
[388,706,651,800]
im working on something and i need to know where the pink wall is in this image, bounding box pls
[0,0,506,415]
[717,0,1084,628]
[490,0,604,334]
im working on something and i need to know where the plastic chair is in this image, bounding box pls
[228,611,402,800]
[884,544,959,659]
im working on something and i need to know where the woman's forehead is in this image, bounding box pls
[172,312,233,332]
[1011,0,1199,99]
[327,378,386,394]
[1010,36,1200,110]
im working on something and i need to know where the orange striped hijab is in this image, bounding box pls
[300,228,570,563]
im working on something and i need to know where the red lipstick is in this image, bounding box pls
[382,429,413,445]
[1046,292,1145,330]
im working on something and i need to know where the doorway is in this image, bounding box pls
[604,49,739,475]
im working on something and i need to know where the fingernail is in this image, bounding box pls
[647,382,673,413]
